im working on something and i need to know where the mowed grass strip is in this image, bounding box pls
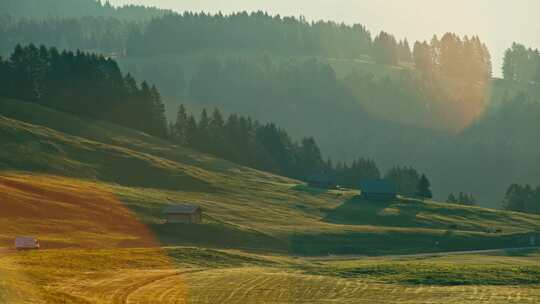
[314,249,540,286]
[3,245,540,303]
[182,267,540,304]
[318,263,540,285]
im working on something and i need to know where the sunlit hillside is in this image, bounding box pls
[2,1,540,303]
[1,85,540,304]
[1,98,539,255]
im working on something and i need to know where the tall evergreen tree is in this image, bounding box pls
[385,166,420,196]
[172,104,189,145]
[149,84,167,138]
[502,184,539,213]
[447,193,458,204]
[416,174,433,199]
[372,31,399,65]
[194,109,211,151]
[185,115,198,147]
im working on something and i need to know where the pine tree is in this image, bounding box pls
[195,109,210,151]
[138,81,154,134]
[297,137,324,178]
[385,166,420,196]
[416,174,433,199]
[209,108,225,153]
[372,31,399,65]
[149,84,167,138]
[447,193,457,204]
[185,114,198,147]
[173,104,189,145]
[398,39,412,62]
[402,39,412,62]
[413,41,434,74]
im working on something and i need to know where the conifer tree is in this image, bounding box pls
[149,84,167,138]
[194,109,211,151]
[209,108,226,153]
[372,31,399,65]
[416,174,433,199]
[185,115,198,147]
[385,166,420,196]
[173,104,189,145]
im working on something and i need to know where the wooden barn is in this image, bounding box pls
[359,180,397,201]
[163,204,202,224]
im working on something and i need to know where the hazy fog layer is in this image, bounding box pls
[109,0,540,77]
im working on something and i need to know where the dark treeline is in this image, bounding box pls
[503,184,540,214]
[413,33,492,81]
[447,193,477,206]
[384,166,421,197]
[0,0,171,21]
[372,31,412,65]
[0,10,375,62]
[0,44,167,137]
[171,104,431,191]
[408,33,493,131]
[327,32,493,133]
[0,15,138,55]
[0,9,374,59]
[127,12,372,58]
[170,104,385,187]
[503,43,540,83]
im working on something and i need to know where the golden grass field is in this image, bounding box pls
[2,99,540,303]
[1,170,539,303]
[2,246,540,303]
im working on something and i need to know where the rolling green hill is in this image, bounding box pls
[1,98,539,256]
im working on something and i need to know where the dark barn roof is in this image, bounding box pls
[359,180,397,194]
[163,204,201,215]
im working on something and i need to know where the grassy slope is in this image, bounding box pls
[1,98,540,255]
[2,247,540,303]
[2,99,540,303]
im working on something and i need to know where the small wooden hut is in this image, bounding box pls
[15,236,40,250]
[163,204,203,224]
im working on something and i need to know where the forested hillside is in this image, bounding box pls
[1,1,539,208]
[0,0,171,21]
[3,3,540,303]
[0,45,168,138]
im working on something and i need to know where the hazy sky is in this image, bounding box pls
[110,0,540,77]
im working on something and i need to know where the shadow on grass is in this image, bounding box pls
[323,196,514,232]
[163,247,277,268]
[502,247,540,257]
[151,222,287,253]
[289,230,537,256]
[313,263,540,286]
[323,197,425,228]
[91,150,221,192]
[290,184,329,195]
